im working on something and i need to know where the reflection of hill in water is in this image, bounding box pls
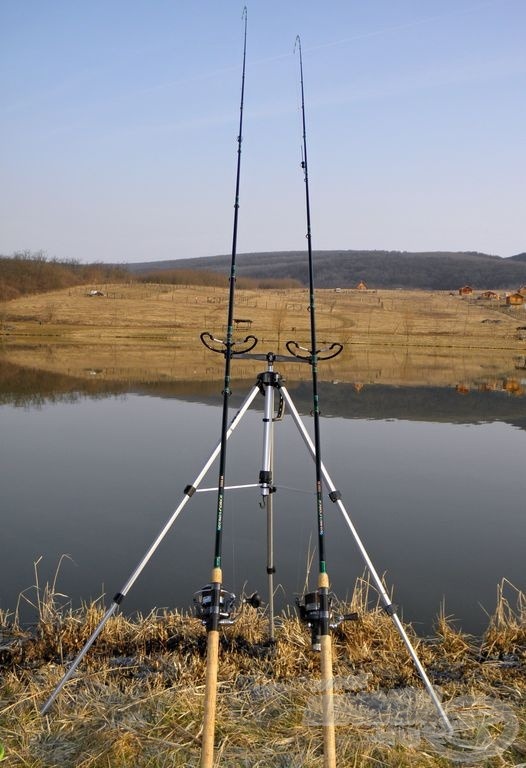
[0,360,128,407]
[2,359,526,428]
[291,381,526,429]
[156,380,526,429]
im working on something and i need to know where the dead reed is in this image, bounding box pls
[1,573,524,767]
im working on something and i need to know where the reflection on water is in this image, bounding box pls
[1,340,526,392]
[0,358,525,637]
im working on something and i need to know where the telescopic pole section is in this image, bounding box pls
[200,9,248,768]
[266,447,275,640]
[258,356,278,640]
[280,386,454,734]
[294,35,336,768]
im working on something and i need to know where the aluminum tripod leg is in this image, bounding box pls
[281,386,453,733]
[41,384,260,716]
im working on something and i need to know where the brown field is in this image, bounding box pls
[1,283,525,388]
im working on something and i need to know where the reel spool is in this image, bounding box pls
[194,586,261,626]
[194,585,237,626]
[296,590,358,650]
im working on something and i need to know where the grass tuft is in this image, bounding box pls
[1,574,524,767]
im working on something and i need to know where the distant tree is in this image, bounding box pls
[0,251,127,300]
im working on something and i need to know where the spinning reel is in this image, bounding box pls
[193,585,261,627]
[296,590,358,651]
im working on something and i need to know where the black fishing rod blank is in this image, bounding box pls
[287,36,452,740]
[290,35,341,768]
[196,8,251,767]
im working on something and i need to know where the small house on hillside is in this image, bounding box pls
[504,378,523,395]
[458,285,473,296]
[480,290,499,300]
[356,280,368,290]
[506,292,525,307]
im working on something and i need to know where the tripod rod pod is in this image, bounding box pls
[40,353,453,738]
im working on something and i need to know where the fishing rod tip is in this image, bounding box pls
[294,34,301,53]
[242,6,247,20]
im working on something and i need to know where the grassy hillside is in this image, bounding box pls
[127,250,526,291]
[3,281,524,348]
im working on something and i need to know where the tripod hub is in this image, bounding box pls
[257,369,283,390]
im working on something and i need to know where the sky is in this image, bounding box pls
[1,1,524,264]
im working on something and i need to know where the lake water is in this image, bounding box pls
[1,369,525,637]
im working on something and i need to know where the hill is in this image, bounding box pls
[126,250,526,290]
[0,251,126,301]
[3,250,526,297]
[0,251,299,300]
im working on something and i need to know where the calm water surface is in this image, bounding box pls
[1,380,525,636]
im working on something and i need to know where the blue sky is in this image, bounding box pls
[1,1,524,263]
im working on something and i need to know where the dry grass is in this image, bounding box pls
[1,574,525,767]
[1,283,525,388]
[482,580,526,658]
[2,283,524,348]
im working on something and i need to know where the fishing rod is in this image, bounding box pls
[39,7,254,724]
[196,8,253,767]
[288,36,453,743]
[289,36,342,768]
